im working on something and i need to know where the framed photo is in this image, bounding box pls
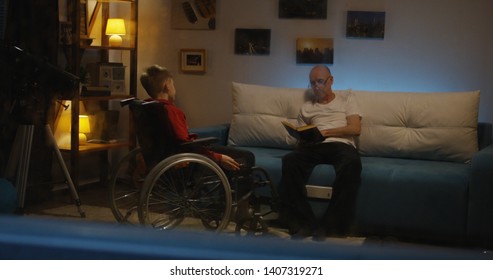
[180,49,207,74]
[346,11,386,39]
[296,38,334,64]
[279,0,327,19]
[234,28,271,55]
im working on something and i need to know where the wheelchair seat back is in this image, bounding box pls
[128,99,179,169]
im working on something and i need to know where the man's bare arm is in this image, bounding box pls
[320,114,361,138]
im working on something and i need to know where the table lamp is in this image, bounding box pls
[78,115,91,144]
[106,18,126,47]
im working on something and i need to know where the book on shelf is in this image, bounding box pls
[281,120,325,143]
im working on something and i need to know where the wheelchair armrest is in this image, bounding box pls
[121,97,159,108]
[120,97,136,107]
[179,137,219,148]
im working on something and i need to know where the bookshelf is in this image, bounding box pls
[59,0,138,187]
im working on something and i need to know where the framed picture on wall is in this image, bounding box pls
[180,49,207,74]
[279,0,327,19]
[171,0,216,30]
[234,28,271,55]
[296,38,334,64]
[346,11,386,39]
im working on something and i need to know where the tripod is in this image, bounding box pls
[6,123,85,218]
[1,44,84,217]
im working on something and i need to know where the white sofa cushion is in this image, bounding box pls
[228,82,304,148]
[352,90,480,162]
[228,82,351,148]
[228,82,480,162]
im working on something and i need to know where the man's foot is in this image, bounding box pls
[312,227,327,242]
[290,224,313,240]
[266,217,289,229]
[267,207,295,229]
[324,226,350,239]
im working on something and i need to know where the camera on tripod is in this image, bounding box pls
[0,44,79,99]
[0,44,79,125]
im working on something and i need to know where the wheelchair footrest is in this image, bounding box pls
[234,213,269,235]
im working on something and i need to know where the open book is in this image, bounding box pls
[281,120,325,143]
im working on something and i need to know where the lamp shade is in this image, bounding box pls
[79,115,91,134]
[106,18,126,47]
[105,18,126,35]
[78,115,91,144]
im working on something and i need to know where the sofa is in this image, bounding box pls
[191,82,493,248]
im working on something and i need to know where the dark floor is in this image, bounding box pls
[25,182,119,223]
[28,183,111,213]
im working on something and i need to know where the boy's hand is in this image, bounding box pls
[219,154,241,171]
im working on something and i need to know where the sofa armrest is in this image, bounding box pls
[189,123,230,146]
[467,143,493,247]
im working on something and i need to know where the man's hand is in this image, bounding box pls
[219,154,241,171]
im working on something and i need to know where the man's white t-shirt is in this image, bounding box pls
[297,91,360,147]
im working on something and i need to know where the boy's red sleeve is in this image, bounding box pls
[166,106,192,142]
[165,106,222,163]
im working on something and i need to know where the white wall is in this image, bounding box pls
[138,0,493,128]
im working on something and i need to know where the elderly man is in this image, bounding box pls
[278,65,362,240]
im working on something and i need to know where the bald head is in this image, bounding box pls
[310,65,331,76]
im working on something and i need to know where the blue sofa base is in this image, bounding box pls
[243,147,470,244]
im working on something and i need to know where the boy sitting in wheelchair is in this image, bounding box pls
[140,65,250,173]
[136,65,270,232]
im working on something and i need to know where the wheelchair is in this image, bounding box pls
[108,98,278,235]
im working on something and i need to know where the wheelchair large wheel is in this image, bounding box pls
[138,153,232,232]
[108,148,146,224]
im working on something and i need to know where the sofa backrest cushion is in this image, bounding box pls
[228,82,352,148]
[352,90,480,162]
[228,82,303,148]
[228,82,480,162]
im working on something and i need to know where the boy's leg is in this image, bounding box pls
[209,146,255,221]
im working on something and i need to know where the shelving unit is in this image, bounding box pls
[59,0,138,188]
